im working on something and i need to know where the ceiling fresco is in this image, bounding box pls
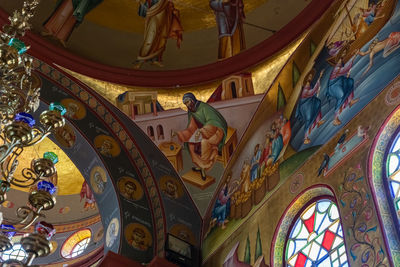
[84,0,268,33]
[62,35,303,111]
[0,0,311,69]
[0,0,341,265]
[23,57,203,264]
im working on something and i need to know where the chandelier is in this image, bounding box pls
[0,0,66,266]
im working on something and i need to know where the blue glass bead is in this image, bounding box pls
[37,181,57,195]
[49,102,67,116]
[43,152,58,164]
[8,38,27,54]
[14,112,35,127]
[0,224,16,238]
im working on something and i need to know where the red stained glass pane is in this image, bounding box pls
[286,200,348,267]
[304,214,315,233]
[295,253,307,267]
[321,230,335,250]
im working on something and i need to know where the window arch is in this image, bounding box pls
[61,229,92,259]
[147,126,155,140]
[156,124,164,140]
[370,106,400,266]
[271,186,338,266]
[0,244,27,262]
[285,198,348,267]
[385,132,400,223]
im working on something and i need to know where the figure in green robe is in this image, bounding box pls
[177,93,227,179]
[42,0,103,47]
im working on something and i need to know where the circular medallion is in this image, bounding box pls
[106,218,119,248]
[90,166,108,195]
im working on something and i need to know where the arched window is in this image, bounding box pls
[230,81,237,98]
[0,244,27,262]
[386,133,400,223]
[147,126,155,140]
[370,107,400,266]
[61,229,92,259]
[285,198,348,267]
[157,125,164,140]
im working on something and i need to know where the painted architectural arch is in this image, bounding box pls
[272,186,336,266]
[285,199,348,267]
[370,105,400,265]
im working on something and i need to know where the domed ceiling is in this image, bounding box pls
[0,0,337,265]
[1,0,311,70]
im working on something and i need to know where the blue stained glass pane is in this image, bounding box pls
[287,240,295,258]
[319,256,333,267]
[389,155,400,175]
[337,225,343,237]
[392,137,400,153]
[297,224,310,239]
[318,214,333,234]
[292,220,302,238]
[286,200,348,267]
[314,212,325,233]
[328,205,340,220]
[390,181,400,198]
[316,201,331,213]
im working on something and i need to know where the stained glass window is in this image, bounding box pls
[285,199,348,267]
[386,134,400,218]
[61,229,91,259]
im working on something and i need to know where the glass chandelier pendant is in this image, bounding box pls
[0,1,68,266]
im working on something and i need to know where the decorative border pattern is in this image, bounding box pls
[339,164,387,266]
[271,185,334,266]
[370,106,400,266]
[32,59,166,256]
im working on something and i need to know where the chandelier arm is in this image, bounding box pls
[23,127,51,148]
[3,151,19,182]
[0,139,20,164]
[15,206,44,231]
[10,167,41,187]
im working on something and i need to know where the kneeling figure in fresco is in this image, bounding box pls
[176,93,228,180]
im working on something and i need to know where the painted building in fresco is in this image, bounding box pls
[4,0,400,266]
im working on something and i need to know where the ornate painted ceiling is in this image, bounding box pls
[0,0,311,70]
[0,0,339,265]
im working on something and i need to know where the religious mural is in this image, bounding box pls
[203,0,400,264]
[41,0,104,47]
[26,57,202,263]
[133,0,183,69]
[210,0,246,60]
[5,0,400,265]
[0,0,312,70]
[290,0,398,152]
